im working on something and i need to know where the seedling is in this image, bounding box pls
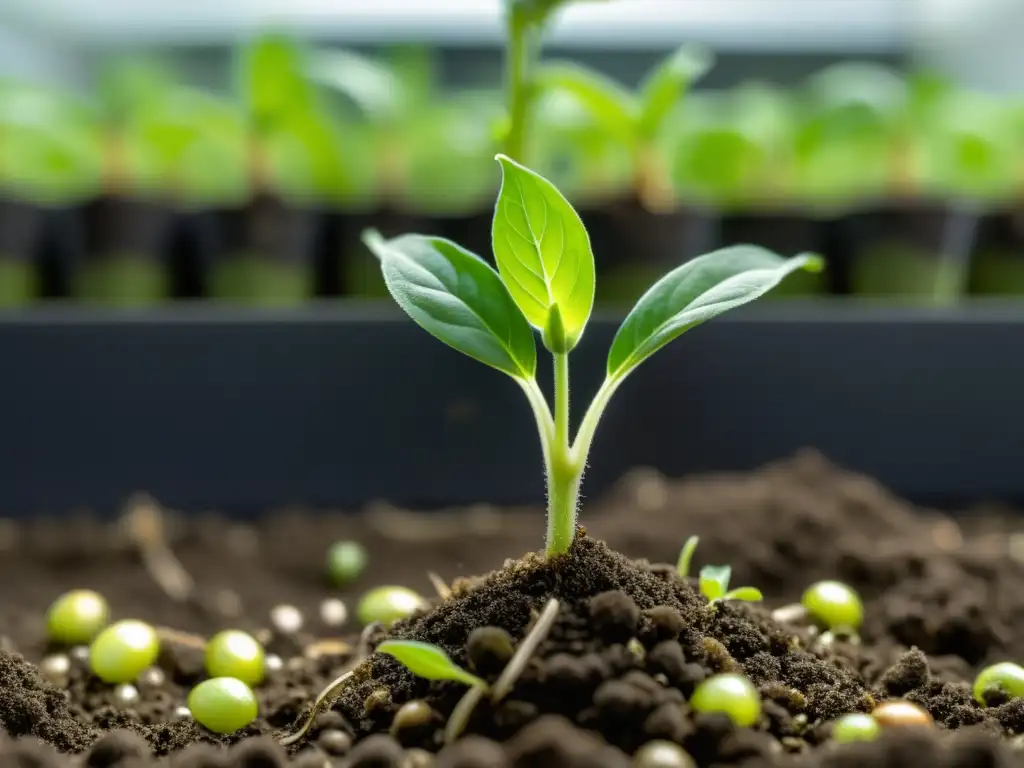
[676,535,699,580]
[536,43,713,209]
[376,641,485,689]
[372,599,560,744]
[698,565,762,605]
[364,156,820,557]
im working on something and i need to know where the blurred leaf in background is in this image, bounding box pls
[236,32,317,133]
[0,82,104,205]
[673,85,795,210]
[402,91,503,215]
[917,89,1017,202]
[532,88,632,206]
[792,62,907,208]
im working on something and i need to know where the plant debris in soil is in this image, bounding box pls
[3,455,1024,765]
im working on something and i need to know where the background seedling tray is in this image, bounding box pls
[0,301,1019,517]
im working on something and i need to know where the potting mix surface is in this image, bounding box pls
[3,451,1024,767]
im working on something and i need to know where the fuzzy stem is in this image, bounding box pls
[546,352,582,556]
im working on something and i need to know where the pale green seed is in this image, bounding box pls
[89,620,159,684]
[205,630,265,686]
[46,590,109,645]
[327,540,368,586]
[357,586,427,627]
[188,677,258,734]
[689,673,761,728]
[832,713,880,744]
[801,580,864,631]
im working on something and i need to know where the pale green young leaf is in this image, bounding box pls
[493,155,595,350]
[364,231,537,379]
[607,247,823,380]
[376,640,485,688]
[676,535,699,580]
[535,63,637,145]
[723,587,763,603]
[637,43,714,140]
[700,564,731,602]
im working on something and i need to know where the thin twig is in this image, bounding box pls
[427,572,452,601]
[121,495,194,603]
[277,669,357,747]
[155,626,207,649]
[490,598,559,704]
[444,684,488,744]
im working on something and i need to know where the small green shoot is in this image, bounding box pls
[364,156,821,557]
[376,640,486,689]
[698,564,763,605]
[676,535,699,580]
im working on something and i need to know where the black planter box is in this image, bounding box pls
[0,302,1021,518]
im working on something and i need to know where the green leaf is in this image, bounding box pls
[700,564,731,602]
[637,43,714,139]
[493,154,596,351]
[236,32,315,129]
[723,587,763,602]
[376,641,485,688]
[535,63,637,145]
[676,535,699,580]
[607,247,823,380]
[364,231,537,379]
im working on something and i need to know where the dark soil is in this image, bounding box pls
[3,453,1024,766]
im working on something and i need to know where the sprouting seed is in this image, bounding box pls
[675,536,699,580]
[973,662,1024,706]
[698,565,762,605]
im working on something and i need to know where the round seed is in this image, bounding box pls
[270,605,304,635]
[872,700,933,729]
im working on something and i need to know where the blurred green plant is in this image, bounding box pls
[0,82,103,205]
[535,44,713,210]
[673,84,796,211]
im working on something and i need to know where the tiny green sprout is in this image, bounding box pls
[357,586,429,627]
[205,630,265,686]
[801,580,864,631]
[376,640,486,689]
[698,564,762,605]
[973,662,1024,706]
[676,536,699,580]
[689,673,761,728]
[88,619,160,684]
[364,157,821,557]
[46,589,110,645]
[188,677,259,734]
[327,540,368,586]
[831,712,880,744]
